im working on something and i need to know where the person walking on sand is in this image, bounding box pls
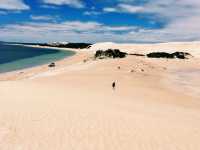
[112,81,116,90]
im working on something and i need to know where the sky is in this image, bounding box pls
[0,0,200,43]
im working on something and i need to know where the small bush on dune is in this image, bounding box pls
[95,49,127,59]
[147,52,191,59]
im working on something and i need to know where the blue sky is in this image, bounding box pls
[0,0,200,43]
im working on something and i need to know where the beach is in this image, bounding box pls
[0,42,200,149]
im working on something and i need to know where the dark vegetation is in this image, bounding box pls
[95,49,127,59]
[94,49,192,60]
[129,53,145,57]
[39,43,91,49]
[146,52,191,59]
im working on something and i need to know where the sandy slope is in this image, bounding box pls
[0,42,200,150]
[90,41,200,57]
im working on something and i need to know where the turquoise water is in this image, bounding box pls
[0,43,75,73]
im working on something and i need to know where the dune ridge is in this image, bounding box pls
[89,41,200,57]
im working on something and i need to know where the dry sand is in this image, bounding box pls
[0,42,200,150]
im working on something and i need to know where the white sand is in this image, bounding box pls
[90,41,200,56]
[0,42,200,150]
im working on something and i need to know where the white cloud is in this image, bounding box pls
[142,0,200,42]
[118,4,143,13]
[142,0,200,18]
[105,0,200,20]
[104,4,143,13]
[0,0,29,10]
[83,11,101,16]
[42,0,84,8]
[1,0,200,43]
[40,4,59,9]
[102,0,200,42]
[1,19,200,43]
[0,21,140,43]
[103,7,117,13]
[30,15,58,21]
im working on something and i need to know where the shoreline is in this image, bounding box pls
[19,44,93,52]
[0,44,80,78]
[0,47,92,81]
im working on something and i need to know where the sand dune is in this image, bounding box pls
[0,42,200,150]
[90,41,200,57]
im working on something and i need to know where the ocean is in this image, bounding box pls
[0,43,75,73]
